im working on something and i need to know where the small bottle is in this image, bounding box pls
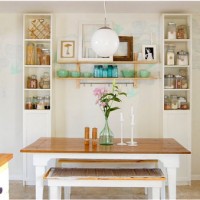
[102,67,108,78]
[107,65,113,78]
[167,45,175,65]
[84,127,90,145]
[112,65,118,78]
[44,95,50,109]
[92,128,98,146]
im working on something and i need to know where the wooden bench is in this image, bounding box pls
[44,167,166,200]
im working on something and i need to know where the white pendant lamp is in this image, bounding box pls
[91,1,119,57]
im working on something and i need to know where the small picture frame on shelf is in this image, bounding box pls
[142,45,156,61]
[113,36,133,61]
[57,38,77,62]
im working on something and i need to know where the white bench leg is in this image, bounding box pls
[161,182,166,200]
[152,187,160,199]
[147,188,152,199]
[49,186,61,200]
[64,187,71,200]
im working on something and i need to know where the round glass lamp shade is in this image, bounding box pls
[91,27,119,57]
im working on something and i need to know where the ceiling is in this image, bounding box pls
[0,1,200,14]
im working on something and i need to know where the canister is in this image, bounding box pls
[177,50,189,65]
[167,22,176,39]
[167,45,175,65]
[164,74,175,89]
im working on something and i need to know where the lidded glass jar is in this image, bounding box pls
[167,22,176,39]
[44,95,50,109]
[41,49,50,65]
[166,45,176,65]
[30,75,38,89]
[164,74,175,89]
[177,25,187,39]
[37,96,45,110]
[164,95,171,110]
[181,76,188,89]
[177,50,189,65]
[175,75,183,89]
[25,97,32,110]
[26,43,35,65]
[171,95,178,110]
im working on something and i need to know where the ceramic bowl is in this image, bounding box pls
[82,72,92,78]
[57,69,69,78]
[71,71,81,78]
[139,70,151,78]
[121,70,134,78]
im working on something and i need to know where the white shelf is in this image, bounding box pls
[24,39,51,42]
[24,88,51,91]
[164,39,191,42]
[24,65,51,68]
[164,65,190,68]
[163,109,191,113]
[24,109,51,113]
[164,88,190,91]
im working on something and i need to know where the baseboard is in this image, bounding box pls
[191,175,200,180]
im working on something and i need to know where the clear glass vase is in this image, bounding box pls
[99,117,114,145]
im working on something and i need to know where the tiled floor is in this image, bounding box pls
[9,180,200,199]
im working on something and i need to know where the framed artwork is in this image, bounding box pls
[113,36,133,61]
[57,38,77,62]
[78,21,113,61]
[142,45,156,61]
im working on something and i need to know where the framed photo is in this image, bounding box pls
[142,45,156,61]
[57,38,77,62]
[78,21,113,62]
[113,36,133,61]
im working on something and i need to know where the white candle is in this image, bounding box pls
[131,114,134,125]
[131,106,133,115]
[120,112,124,122]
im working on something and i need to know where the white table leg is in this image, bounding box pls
[35,166,45,200]
[152,187,160,199]
[167,167,176,199]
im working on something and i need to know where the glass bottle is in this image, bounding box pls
[32,96,38,109]
[167,22,176,39]
[102,67,108,78]
[107,65,113,78]
[93,65,98,78]
[36,44,44,65]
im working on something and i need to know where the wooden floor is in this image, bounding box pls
[9,180,200,199]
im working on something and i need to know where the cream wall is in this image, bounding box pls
[0,13,199,180]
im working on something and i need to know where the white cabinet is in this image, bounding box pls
[23,14,52,185]
[162,14,192,184]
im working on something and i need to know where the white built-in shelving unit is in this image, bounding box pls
[23,13,52,184]
[162,13,192,184]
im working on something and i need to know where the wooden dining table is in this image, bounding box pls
[20,137,191,200]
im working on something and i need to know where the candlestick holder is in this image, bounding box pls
[126,123,138,146]
[117,121,127,146]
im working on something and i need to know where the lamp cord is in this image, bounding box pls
[104,0,107,27]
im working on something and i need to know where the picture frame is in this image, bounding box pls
[142,45,156,61]
[78,21,113,62]
[113,36,133,61]
[57,38,77,62]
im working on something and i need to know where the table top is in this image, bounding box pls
[0,154,13,167]
[20,137,191,154]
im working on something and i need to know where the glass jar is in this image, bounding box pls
[98,65,103,78]
[30,75,38,89]
[93,65,98,78]
[164,74,175,89]
[166,45,175,65]
[41,49,50,65]
[107,65,113,78]
[32,96,38,109]
[25,97,32,110]
[39,72,50,89]
[177,25,187,39]
[177,50,189,65]
[175,75,183,89]
[36,44,44,65]
[27,76,31,88]
[181,76,188,89]
[44,95,50,109]
[178,97,186,109]
[180,102,189,110]
[37,96,45,110]
[171,95,178,110]
[102,67,108,78]
[164,95,171,110]
[112,65,118,78]
[26,43,35,65]
[167,22,176,39]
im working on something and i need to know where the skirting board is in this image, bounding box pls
[191,175,200,180]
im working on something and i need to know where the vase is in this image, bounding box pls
[99,117,114,145]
